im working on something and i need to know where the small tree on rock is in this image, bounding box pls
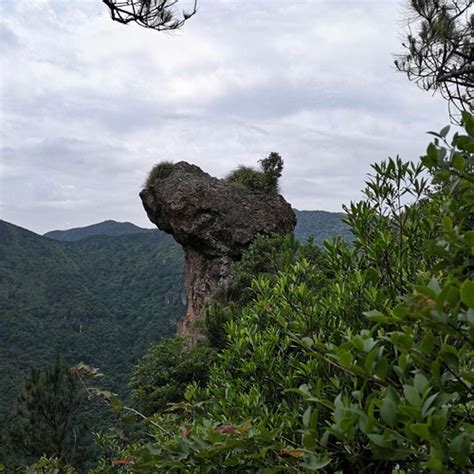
[260,152,284,194]
[226,152,285,194]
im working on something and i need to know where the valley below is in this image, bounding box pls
[0,211,351,425]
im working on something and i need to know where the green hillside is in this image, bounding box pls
[0,220,185,425]
[294,209,352,244]
[0,210,349,425]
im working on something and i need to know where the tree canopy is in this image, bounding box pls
[4,355,90,468]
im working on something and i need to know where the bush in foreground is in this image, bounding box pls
[91,115,474,472]
[130,338,216,416]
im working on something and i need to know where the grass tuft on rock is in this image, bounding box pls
[225,152,284,194]
[225,165,266,192]
[144,161,175,188]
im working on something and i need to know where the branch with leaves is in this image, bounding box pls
[395,0,473,123]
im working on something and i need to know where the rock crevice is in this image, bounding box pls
[140,161,296,336]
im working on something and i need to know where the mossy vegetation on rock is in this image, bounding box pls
[225,165,265,192]
[226,152,284,194]
[144,161,175,188]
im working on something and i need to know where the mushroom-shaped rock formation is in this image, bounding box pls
[140,161,296,336]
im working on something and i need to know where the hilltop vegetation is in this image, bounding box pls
[143,161,175,188]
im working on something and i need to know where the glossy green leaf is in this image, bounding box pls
[410,423,430,440]
[380,396,397,427]
[460,280,474,308]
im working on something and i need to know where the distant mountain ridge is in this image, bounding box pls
[43,211,352,245]
[44,220,154,241]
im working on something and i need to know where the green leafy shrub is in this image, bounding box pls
[344,157,439,299]
[130,337,216,415]
[92,115,474,472]
[205,233,324,350]
[230,233,323,304]
[24,455,76,473]
[297,116,473,472]
[143,161,175,188]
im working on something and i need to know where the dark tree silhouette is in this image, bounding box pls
[102,0,197,31]
[395,0,473,122]
[6,355,89,468]
[260,152,284,194]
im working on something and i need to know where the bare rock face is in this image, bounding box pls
[140,162,296,336]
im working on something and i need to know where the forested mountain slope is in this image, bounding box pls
[0,220,185,425]
[294,209,352,243]
[0,210,349,424]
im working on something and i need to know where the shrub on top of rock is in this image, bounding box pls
[144,161,175,188]
[224,165,265,192]
[226,152,284,194]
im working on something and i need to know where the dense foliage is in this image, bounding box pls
[130,338,217,415]
[2,356,93,469]
[0,226,185,432]
[90,114,473,472]
[293,210,353,245]
[0,210,345,444]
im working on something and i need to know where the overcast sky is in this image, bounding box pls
[0,0,449,234]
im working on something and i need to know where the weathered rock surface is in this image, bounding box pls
[140,162,296,336]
